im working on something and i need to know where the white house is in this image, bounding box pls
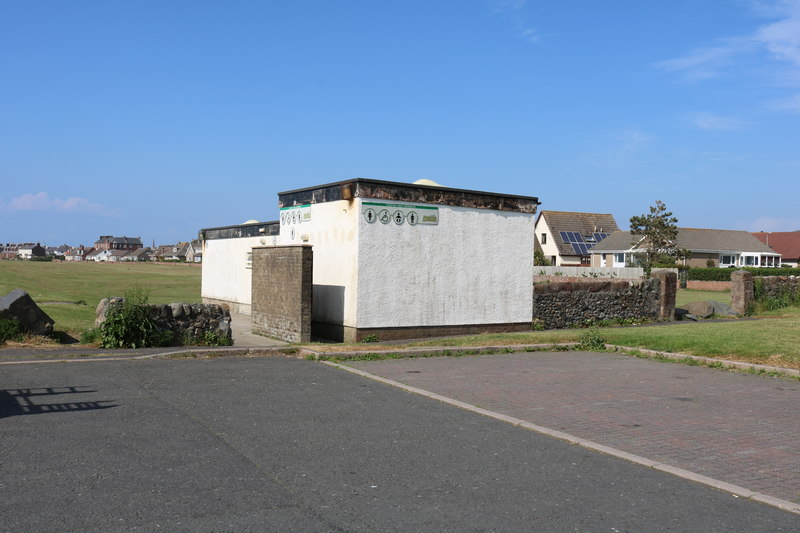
[535,211,620,266]
[590,228,782,268]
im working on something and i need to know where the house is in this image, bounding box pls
[0,243,23,260]
[534,211,620,266]
[590,228,782,268]
[94,235,143,251]
[64,248,83,261]
[752,231,800,268]
[17,243,46,260]
[85,248,103,262]
[152,242,189,261]
[185,239,203,263]
[122,247,152,262]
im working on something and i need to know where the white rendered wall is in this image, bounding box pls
[201,236,265,314]
[356,201,534,328]
[279,200,359,327]
[535,216,562,266]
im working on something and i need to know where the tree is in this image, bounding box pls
[629,200,686,274]
[534,247,552,266]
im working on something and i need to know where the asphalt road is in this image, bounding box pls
[1,356,797,532]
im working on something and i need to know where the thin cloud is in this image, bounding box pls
[657,1,800,83]
[691,112,751,131]
[521,28,540,43]
[656,40,750,81]
[767,92,800,112]
[753,1,800,65]
[587,129,655,169]
[490,0,527,12]
[744,215,800,232]
[2,192,116,215]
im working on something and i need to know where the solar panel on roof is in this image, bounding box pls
[594,232,609,242]
[560,231,571,243]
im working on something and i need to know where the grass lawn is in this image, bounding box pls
[0,261,201,335]
[2,261,798,371]
[675,288,731,307]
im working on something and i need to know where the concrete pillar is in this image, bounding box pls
[653,271,676,321]
[730,270,753,315]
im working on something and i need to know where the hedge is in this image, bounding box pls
[688,267,800,281]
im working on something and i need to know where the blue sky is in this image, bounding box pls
[1,0,799,246]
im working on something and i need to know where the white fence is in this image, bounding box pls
[534,266,644,279]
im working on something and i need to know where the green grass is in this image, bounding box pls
[0,261,201,335]
[675,288,731,308]
[392,315,800,369]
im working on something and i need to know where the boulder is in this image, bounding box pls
[710,301,738,317]
[684,301,715,319]
[0,289,54,336]
[95,297,125,327]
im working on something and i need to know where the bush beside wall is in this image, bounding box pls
[689,267,800,281]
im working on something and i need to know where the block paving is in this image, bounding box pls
[348,351,800,505]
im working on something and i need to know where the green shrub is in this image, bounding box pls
[688,267,800,281]
[0,318,22,343]
[361,334,380,343]
[578,328,607,351]
[688,268,732,281]
[100,287,170,349]
[202,330,232,346]
[79,328,101,344]
[752,277,800,312]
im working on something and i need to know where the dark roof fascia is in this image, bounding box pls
[199,221,280,240]
[278,178,540,214]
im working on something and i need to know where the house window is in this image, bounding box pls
[541,233,547,245]
[744,255,756,266]
[613,253,625,267]
[246,251,253,269]
[720,255,736,267]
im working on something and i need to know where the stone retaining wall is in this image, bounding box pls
[532,273,674,330]
[96,299,232,344]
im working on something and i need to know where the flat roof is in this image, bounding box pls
[279,178,540,214]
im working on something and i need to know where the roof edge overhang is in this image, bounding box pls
[278,178,540,214]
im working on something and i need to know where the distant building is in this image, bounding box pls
[591,228,781,268]
[752,231,800,268]
[17,243,46,260]
[535,211,620,266]
[152,242,189,261]
[94,235,143,251]
[122,247,152,262]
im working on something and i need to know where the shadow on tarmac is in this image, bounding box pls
[0,386,117,419]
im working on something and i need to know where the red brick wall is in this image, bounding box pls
[686,281,731,291]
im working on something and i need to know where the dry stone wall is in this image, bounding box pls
[532,279,663,330]
[96,298,232,344]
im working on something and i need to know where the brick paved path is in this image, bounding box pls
[348,351,800,505]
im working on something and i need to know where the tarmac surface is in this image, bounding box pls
[2,355,798,532]
[1,315,799,530]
